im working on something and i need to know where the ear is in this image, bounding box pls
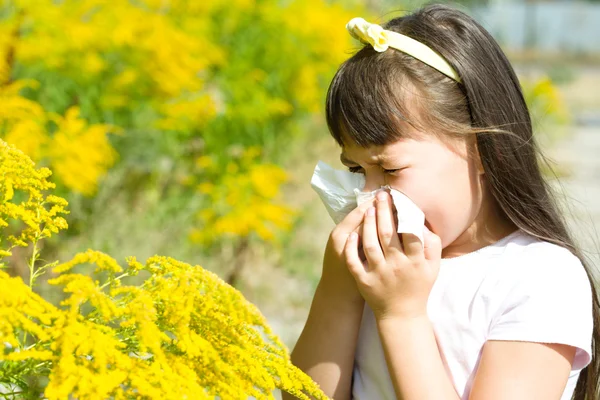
[471,137,485,175]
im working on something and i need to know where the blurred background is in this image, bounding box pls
[1,0,599,377]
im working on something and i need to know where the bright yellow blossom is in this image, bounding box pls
[0,140,69,257]
[0,81,118,196]
[191,148,296,245]
[47,107,119,196]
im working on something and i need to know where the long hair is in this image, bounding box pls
[325,4,599,399]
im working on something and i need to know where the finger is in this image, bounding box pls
[336,198,376,235]
[401,233,423,258]
[344,232,367,279]
[423,225,442,261]
[362,206,385,266]
[358,237,367,263]
[376,191,401,256]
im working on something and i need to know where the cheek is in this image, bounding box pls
[393,159,481,247]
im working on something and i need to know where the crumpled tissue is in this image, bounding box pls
[310,161,425,245]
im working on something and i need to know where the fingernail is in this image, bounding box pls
[377,191,387,201]
[349,232,358,241]
[367,207,375,216]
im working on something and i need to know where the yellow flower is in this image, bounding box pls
[0,140,69,255]
[125,256,144,276]
[155,95,217,132]
[0,270,62,347]
[241,146,262,163]
[4,349,54,361]
[192,156,295,245]
[250,163,288,199]
[195,155,213,169]
[47,106,118,196]
[49,273,122,321]
[197,182,214,194]
[81,52,106,75]
[53,249,123,275]
[3,119,48,160]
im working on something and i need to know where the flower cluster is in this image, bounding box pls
[0,80,117,197]
[0,140,68,258]
[1,252,328,399]
[522,75,571,126]
[2,0,224,122]
[190,147,296,245]
[46,107,119,196]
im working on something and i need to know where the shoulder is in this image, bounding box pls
[486,230,594,370]
[494,231,589,288]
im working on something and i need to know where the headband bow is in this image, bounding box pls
[346,17,462,83]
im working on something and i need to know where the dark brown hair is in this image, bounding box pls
[325,4,599,399]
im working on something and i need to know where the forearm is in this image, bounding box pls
[376,315,460,400]
[283,282,364,400]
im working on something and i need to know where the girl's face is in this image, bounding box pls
[340,131,506,257]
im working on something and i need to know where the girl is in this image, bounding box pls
[284,4,599,400]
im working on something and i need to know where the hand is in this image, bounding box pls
[320,199,375,304]
[344,191,442,320]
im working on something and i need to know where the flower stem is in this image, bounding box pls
[28,237,39,290]
[99,272,130,290]
[23,235,40,345]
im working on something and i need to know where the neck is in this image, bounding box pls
[441,187,517,259]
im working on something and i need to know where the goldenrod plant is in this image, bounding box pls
[191,147,294,242]
[0,140,328,399]
[0,79,118,197]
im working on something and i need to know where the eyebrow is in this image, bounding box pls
[340,153,382,166]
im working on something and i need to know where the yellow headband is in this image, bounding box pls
[346,17,462,84]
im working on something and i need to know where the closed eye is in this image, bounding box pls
[347,166,401,174]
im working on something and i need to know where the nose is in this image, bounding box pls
[362,172,385,192]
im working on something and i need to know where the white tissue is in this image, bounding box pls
[310,161,425,245]
[310,161,365,224]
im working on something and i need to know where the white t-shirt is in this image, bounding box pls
[352,230,594,400]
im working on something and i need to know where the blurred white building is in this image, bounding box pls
[472,1,600,54]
